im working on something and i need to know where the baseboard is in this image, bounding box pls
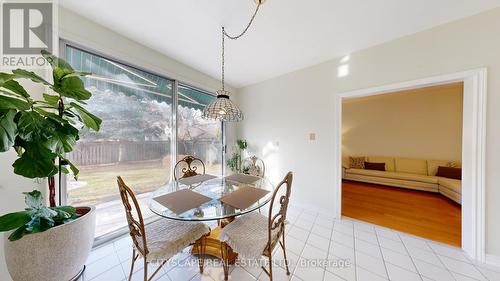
[289,202,336,218]
[485,254,500,267]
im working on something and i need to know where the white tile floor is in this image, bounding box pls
[78,206,500,281]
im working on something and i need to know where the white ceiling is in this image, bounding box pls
[60,0,500,88]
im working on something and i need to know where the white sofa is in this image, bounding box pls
[342,156,461,204]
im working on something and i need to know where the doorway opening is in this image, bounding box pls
[341,82,463,246]
[333,69,487,261]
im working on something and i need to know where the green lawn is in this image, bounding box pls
[67,161,170,206]
[67,160,221,206]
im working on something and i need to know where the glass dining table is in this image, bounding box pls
[149,174,275,262]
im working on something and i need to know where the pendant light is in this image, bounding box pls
[202,0,265,122]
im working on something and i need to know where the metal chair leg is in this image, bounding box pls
[198,236,207,274]
[147,260,166,281]
[143,257,148,281]
[220,242,230,280]
[128,249,139,281]
[280,235,291,275]
[267,255,274,281]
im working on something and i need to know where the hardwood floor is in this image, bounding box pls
[342,180,461,246]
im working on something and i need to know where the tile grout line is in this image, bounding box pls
[326,219,351,281]
[351,220,358,281]
[426,241,459,281]
[293,211,318,280]
[396,232,425,281]
[321,217,335,281]
[113,241,131,280]
[373,227,391,280]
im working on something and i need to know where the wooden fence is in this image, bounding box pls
[67,140,220,166]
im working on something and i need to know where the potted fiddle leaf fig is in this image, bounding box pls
[0,50,101,281]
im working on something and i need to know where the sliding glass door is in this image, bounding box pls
[63,43,221,239]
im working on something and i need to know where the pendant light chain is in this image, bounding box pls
[221,27,225,92]
[223,2,261,40]
[220,2,262,92]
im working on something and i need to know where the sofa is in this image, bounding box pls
[342,156,461,204]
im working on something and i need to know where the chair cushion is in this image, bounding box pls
[395,158,427,175]
[140,219,210,261]
[346,168,438,184]
[438,177,462,194]
[219,213,279,260]
[367,156,395,171]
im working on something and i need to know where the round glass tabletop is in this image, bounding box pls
[149,175,274,221]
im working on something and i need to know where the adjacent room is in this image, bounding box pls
[342,83,463,246]
[1,1,500,281]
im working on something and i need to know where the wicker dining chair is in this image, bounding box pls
[242,155,266,177]
[219,172,293,281]
[174,155,206,180]
[117,176,210,281]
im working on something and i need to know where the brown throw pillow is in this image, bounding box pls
[349,157,365,169]
[436,166,462,180]
[364,162,385,171]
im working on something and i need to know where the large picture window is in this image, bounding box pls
[63,44,221,238]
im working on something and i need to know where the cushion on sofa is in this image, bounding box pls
[349,156,366,169]
[395,158,427,175]
[342,156,350,169]
[427,160,451,176]
[438,177,461,194]
[367,156,395,171]
[436,166,462,180]
[345,168,439,184]
[364,162,385,171]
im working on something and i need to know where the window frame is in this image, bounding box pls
[59,39,222,244]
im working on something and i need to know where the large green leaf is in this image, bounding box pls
[61,72,91,79]
[0,80,30,99]
[70,102,101,131]
[0,211,30,231]
[17,111,54,141]
[42,93,60,106]
[34,107,65,126]
[41,50,73,72]
[44,123,78,154]
[12,147,58,178]
[52,206,76,214]
[0,73,15,83]
[0,95,31,110]
[62,157,80,179]
[54,77,91,100]
[12,69,51,86]
[0,109,17,152]
[8,226,27,241]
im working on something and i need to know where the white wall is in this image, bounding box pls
[342,83,463,161]
[0,6,232,280]
[236,7,500,257]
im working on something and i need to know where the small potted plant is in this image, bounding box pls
[227,139,247,173]
[0,51,101,281]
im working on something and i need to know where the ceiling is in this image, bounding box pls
[60,0,500,88]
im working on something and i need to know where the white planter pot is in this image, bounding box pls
[4,206,96,281]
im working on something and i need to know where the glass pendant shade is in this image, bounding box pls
[202,90,243,122]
